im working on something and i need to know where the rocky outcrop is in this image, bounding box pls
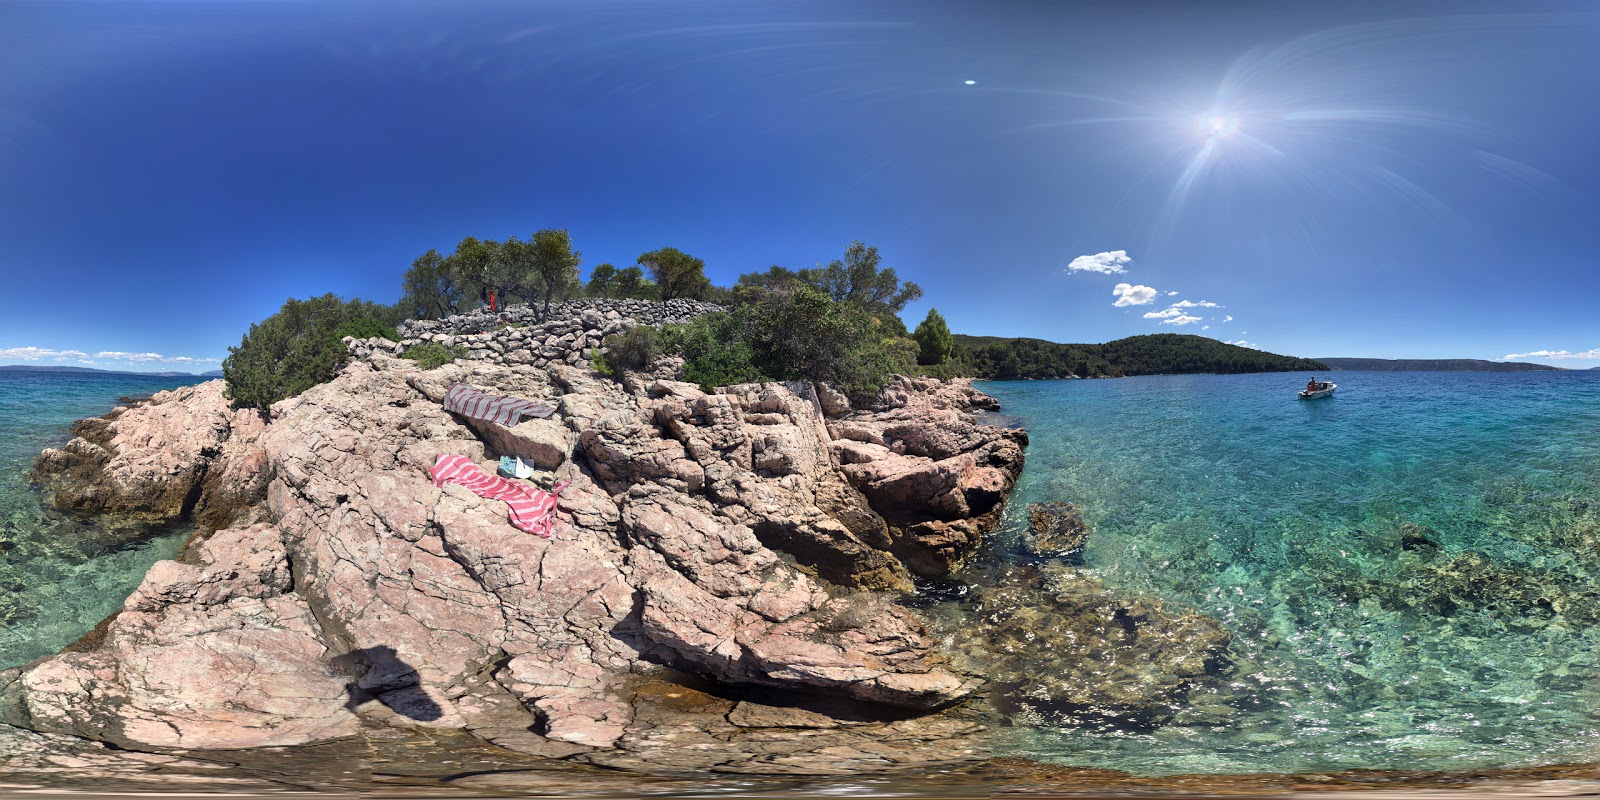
[827,376,1026,578]
[29,382,268,536]
[1,523,356,749]
[11,355,1019,766]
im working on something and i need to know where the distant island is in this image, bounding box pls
[0,365,218,378]
[952,333,1326,379]
[1316,358,1560,372]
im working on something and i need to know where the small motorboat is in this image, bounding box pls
[1298,381,1336,399]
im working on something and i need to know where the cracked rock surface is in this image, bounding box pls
[5,354,1023,774]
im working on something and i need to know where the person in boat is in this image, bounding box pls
[1307,377,1319,393]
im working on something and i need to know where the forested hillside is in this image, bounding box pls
[951,333,1326,380]
[1318,357,1559,372]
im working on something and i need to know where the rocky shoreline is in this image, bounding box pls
[4,315,1599,795]
[5,322,1029,773]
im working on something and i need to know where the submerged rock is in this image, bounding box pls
[954,564,1229,723]
[1024,501,1090,559]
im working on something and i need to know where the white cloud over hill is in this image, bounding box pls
[1112,283,1159,306]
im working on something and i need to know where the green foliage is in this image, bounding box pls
[732,243,919,334]
[658,315,766,392]
[589,347,615,378]
[912,308,953,365]
[526,228,583,319]
[402,342,469,370]
[586,263,619,298]
[602,326,661,372]
[332,318,399,342]
[949,333,1327,380]
[613,265,653,299]
[403,231,583,316]
[659,284,914,396]
[638,247,712,301]
[813,241,922,316]
[399,249,465,320]
[222,294,399,411]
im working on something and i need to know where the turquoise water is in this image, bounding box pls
[980,370,1600,776]
[0,372,207,669]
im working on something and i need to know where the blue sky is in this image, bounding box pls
[3,1,1599,371]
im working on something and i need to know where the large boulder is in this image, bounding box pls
[30,381,266,532]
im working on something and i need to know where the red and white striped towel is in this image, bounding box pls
[429,453,570,539]
[443,383,556,427]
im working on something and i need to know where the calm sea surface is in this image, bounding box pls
[0,371,206,668]
[979,370,1600,775]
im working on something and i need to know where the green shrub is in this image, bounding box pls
[333,318,399,342]
[657,286,914,396]
[589,347,615,378]
[602,326,660,372]
[402,342,468,369]
[222,294,401,411]
[657,316,763,392]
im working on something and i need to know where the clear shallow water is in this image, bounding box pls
[979,370,1600,776]
[0,371,207,668]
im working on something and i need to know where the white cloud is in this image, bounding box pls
[1504,348,1600,360]
[1143,308,1183,319]
[1172,299,1221,308]
[1226,339,1260,349]
[1112,283,1159,307]
[1,345,219,366]
[1069,250,1132,275]
[1166,291,1179,296]
[1202,325,1210,330]
[1161,314,1203,326]
[0,347,88,361]
[91,351,221,364]
[1223,315,1234,323]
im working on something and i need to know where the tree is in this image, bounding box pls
[453,236,519,309]
[222,294,400,411]
[614,265,648,299]
[814,241,922,315]
[399,249,464,320]
[735,265,808,292]
[586,263,619,298]
[526,228,582,319]
[912,308,953,365]
[638,247,712,301]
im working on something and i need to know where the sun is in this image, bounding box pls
[1203,112,1241,139]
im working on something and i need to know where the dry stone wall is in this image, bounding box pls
[347,299,727,368]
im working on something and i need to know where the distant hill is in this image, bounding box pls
[951,333,1326,380]
[1317,358,1560,372]
[0,364,205,378]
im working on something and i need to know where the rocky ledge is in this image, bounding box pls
[4,356,1024,772]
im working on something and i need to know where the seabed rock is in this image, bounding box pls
[953,563,1230,725]
[1024,501,1090,560]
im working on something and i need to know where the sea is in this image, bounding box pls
[5,368,1600,783]
[0,370,207,669]
[977,370,1600,776]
